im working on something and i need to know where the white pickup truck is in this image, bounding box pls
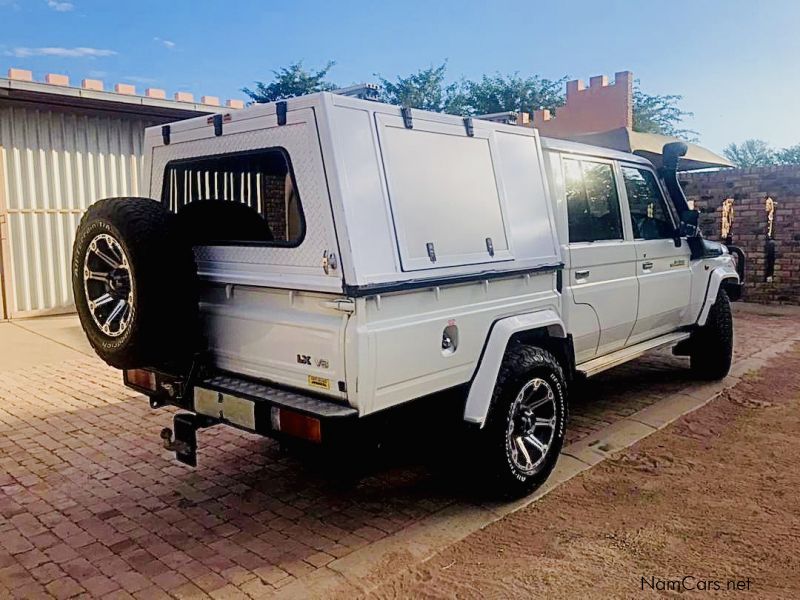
[71,92,744,498]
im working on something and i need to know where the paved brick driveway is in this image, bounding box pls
[1,305,799,599]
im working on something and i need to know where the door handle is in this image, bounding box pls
[575,270,590,280]
[642,261,654,270]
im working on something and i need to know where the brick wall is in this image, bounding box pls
[262,174,287,240]
[681,166,800,304]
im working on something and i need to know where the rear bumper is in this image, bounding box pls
[125,366,358,465]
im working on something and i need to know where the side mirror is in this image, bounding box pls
[680,209,700,238]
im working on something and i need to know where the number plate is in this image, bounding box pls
[194,387,256,430]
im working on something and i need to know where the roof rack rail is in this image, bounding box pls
[475,111,521,125]
[333,83,381,101]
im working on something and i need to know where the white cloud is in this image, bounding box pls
[7,46,116,58]
[153,37,176,50]
[123,75,157,84]
[47,0,74,11]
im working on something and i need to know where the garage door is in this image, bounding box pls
[0,104,156,317]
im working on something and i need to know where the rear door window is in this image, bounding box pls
[621,166,675,240]
[563,158,623,243]
[161,148,304,246]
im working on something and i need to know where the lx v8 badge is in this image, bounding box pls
[296,354,330,369]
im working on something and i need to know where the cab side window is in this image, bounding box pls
[563,158,623,243]
[621,166,675,240]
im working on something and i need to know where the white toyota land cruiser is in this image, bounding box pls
[72,92,744,498]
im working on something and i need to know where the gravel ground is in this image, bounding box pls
[367,346,800,599]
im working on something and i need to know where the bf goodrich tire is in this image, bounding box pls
[690,288,733,380]
[477,344,568,499]
[72,197,199,370]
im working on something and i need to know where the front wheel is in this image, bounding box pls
[477,344,568,499]
[689,288,733,380]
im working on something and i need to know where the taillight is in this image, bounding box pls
[270,407,321,443]
[124,369,157,392]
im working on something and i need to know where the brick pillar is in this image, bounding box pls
[533,70,634,138]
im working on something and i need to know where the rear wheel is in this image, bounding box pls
[477,344,568,499]
[689,288,733,380]
[72,197,199,369]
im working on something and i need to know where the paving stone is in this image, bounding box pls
[0,308,796,598]
[44,575,85,599]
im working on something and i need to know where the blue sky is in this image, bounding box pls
[2,0,799,153]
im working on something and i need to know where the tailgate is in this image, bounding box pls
[200,284,350,400]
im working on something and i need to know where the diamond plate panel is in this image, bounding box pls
[150,108,335,269]
[201,374,357,418]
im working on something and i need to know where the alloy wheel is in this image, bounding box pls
[82,233,134,337]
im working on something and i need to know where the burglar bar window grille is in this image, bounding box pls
[160,148,304,246]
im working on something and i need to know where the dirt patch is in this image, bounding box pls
[367,347,800,599]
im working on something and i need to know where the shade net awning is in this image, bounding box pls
[564,127,733,171]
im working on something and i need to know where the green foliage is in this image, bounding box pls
[450,73,567,116]
[245,62,698,143]
[723,140,800,167]
[243,61,337,104]
[775,144,800,165]
[632,84,698,141]
[376,63,458,113]
[723,139,776,167]
[376,65,565,116]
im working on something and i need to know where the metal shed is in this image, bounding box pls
[0,73,234,319]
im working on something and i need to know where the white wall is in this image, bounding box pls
[0,104,156,317]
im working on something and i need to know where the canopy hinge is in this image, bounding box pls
[277,101,288,126]
[401,107,413,129]
[464,117,474,137]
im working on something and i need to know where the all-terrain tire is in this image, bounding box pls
[477,344,568,499]
[72,197,199,370]
[690,288,733,380]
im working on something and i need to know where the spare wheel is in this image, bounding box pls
[71,197,199,370]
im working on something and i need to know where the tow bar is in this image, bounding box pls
[160,413,215,467]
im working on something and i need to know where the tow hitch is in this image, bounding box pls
[160,413,215,467]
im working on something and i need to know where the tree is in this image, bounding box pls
[376,63,460,113]
[377,65,566,116]
[450,73,567,116]
[723,139,775,168]
[775,143,800,165]
[243,61,337,104]
[245,62,699,142]
[632,84,698,141]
